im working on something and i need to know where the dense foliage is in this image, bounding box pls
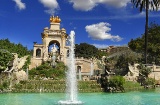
[22,56,31,70]
[136,64,155,87]
[109,76,125,90]
[0,39,32,71]
[131,0,160,64]
[114,49,142,76]
[29,62,66,80]
[128,23,160,64]
[75,43,106,59]
[105,49,142,76]
[123,81,143,91]
[0,49,13,72]
[102,76,125,92]
[137,64,151,78]
[144,78,155,86]
[0,39,32,57]
[0,39,32,72]
[0,80,9,91]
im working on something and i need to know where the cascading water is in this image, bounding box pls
[90,62,93,76]
[58,31,82,105]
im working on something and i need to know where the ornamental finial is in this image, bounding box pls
[50,16,61,23]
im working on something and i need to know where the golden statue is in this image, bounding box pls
[50,16,61,23]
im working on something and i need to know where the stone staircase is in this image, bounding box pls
[12,80,103,93]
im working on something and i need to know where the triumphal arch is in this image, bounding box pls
[29,16,101,80]
[30,16,69,68]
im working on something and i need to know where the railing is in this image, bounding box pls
[144,64,160,72]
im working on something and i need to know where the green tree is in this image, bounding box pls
[0,39,32,73]
[128,38,144,53]
[75,43,99,59]
[128,23,160,64]
[0,49,13,72]
[144,78,155,87]
[103,76,125,92]
[115,49,142,76]
[131,0,160,64]
[0,39,32,57]
[137,64,154,87]
[137,64,151,78]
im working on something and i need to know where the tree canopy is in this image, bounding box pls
[0,39,32,57]
[0,39,32,71]
[110,49,142,76]
[131,0,160,64]
[75,43,106,59]
[128,23,160,64]
[0,49,13,72]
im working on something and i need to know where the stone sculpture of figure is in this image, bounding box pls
[3,53,28,87]
[51,43,57,54]
[50,43,58,67]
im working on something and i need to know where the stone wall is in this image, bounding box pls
[29,58,43,69]
[125,63,160,82]
[148,65,160,80]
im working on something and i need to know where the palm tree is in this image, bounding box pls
[131,0,160,64]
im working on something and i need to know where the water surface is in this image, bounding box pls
[0,90,160,105]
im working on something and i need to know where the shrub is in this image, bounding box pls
[14,84,22,90]
[144,78,155,86]
[29,62,66,80]
[109,76,125,88]
[36,63,51,70]
[103,76,125,92]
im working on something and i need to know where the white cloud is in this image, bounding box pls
[69,0,98,11]
[100,0,130,8]
[39,0,59,15]
[13,0,26,10]
[69,0,130,11]
[85,22,123,41]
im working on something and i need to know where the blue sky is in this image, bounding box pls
[0,0,160,50]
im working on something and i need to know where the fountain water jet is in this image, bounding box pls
[58,31,83,105]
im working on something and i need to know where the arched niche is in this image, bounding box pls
[77,66,81,73]
[36,48,41,58]
[48,40,60,54]
[67,50,69,57]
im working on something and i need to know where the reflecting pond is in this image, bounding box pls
[0,89,160,105]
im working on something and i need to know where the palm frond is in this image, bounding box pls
[131,0,160,11]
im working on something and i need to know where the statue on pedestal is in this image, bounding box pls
[50,43,58,67]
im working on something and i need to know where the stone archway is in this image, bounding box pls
[30,16,68,69]
[48,40,60,54]
[47,40,60,62]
